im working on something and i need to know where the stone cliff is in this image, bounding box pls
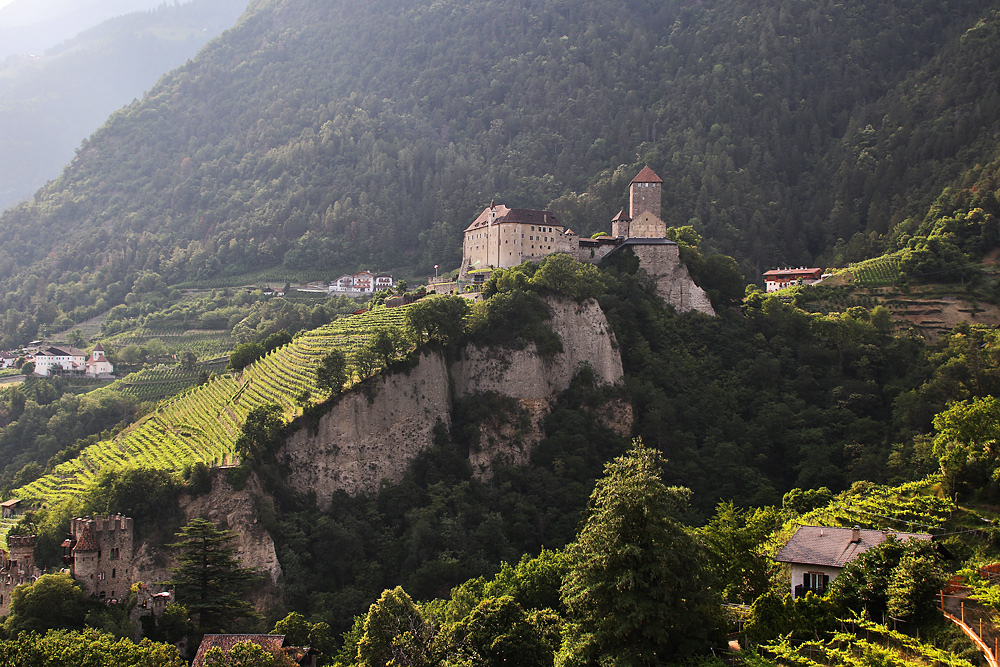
[281,296,629,510]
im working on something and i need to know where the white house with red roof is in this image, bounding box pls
[775,525,932,598]
[763,267,824,292]
[85,343,114,377]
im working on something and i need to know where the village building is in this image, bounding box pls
[0,352,17,369]
[763,267,824,292]
[85,343,114,378]
[775,525,932,598]
[1,498,24,519]
[32,345,86,376]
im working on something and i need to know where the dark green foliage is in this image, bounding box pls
[744,591,839,644]
[234,403,285,464]
[262,330,293,353]
[830,536,945,625]
[271,612,335,664]
[315,349,348,396]
[559,440,723,665]
[405,296,470,348]
[466,289,562,357]
[167,518,258,633]
[0,0,993,350]
[228,342,265,372]
[5,573,88,634]
[699,502,784,604]
[0,627,185,666]
[82,466,183,541]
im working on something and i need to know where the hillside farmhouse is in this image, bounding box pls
[31,343,114,378]
[330,271,394,294]
[775,525,932,598]
[763,267,824,292]
[457,167,715,315]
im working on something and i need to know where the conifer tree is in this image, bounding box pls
[558,439,722,666]
[167,518,258,633]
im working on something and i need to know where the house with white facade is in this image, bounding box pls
[32,345,87,376]
[775,525,932,598]
[85,344,114,378]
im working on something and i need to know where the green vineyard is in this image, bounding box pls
[102,361,229,402]
[14,305,412,511]
[850,253,903,288]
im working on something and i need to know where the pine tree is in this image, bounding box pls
[167,518,258,633]
[558,440,722,666]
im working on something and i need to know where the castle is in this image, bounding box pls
[458,166,715,315]
[0,513,140,616]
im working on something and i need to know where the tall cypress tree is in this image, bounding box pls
[558,439,723,666]
[167,518,258,633]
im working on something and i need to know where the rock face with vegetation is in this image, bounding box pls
[281,297,626,507]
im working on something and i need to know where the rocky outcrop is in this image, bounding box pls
[281,296,628,509]
[132,469,282,587]
[282,351,453,507]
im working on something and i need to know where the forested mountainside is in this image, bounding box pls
[0,0,999,346]
[0,0,248,211]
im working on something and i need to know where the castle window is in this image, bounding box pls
[112,568,116,579]
[531,226,534,231]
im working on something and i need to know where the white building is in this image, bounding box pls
[85,344,114,378]
[32,345,86,376]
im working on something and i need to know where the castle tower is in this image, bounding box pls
[627,166,666,238]
[91,343,105,361]
[611,209,631,238]
[68,515,133,600]
[6,535,35,575]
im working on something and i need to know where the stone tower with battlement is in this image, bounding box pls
[0,535,40,616]
[67,515,133,600]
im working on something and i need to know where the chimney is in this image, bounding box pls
[851,525,861,543]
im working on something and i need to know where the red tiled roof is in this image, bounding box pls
[465,205,561,232]
[72,524,99,552]
[775,526,932,568]
[612,209,631,221]
[763,268,823,279]
[192,635,286,667]
[630,165,663,184]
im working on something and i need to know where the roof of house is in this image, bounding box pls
[192,635,286,667]
[763,267,823,279]
[612,209,631,222]
[93,343,104,351]
[0,499,21,508]
[39,346,86,357]
[631,165,663,184]
[465,205,561,232]
[775,526,932,569]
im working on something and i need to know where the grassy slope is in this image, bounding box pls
[13,304,411,511]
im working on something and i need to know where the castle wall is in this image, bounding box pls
[0,535,39,616]
[463,221,574,277]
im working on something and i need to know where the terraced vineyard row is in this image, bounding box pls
[14,305,414,512]
[850,253,903,288]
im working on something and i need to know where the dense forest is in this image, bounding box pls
[0,0,997,347]
[0,0,248,211]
